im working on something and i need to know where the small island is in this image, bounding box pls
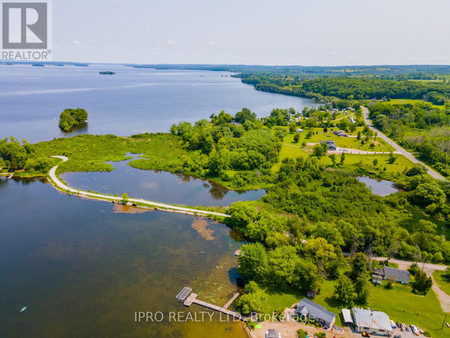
[59,108,88,133]
[99,71,115,75]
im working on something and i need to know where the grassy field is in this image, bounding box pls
[433,270,450,296]
[277,142,414,176]
[307,279,448,338]
[385,99,446,109]
[32,133,192,174]
[284,128,395,152]
[256,275,449,337]
[368,281,449,338]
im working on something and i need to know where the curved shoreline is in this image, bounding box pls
[48,156,231,218]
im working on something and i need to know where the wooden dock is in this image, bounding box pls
[223,292,240,309]
[177,288,245,321]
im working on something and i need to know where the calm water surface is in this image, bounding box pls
[357,176,399,196]
[0,178,246,337]
[61,156,265,206]
[0,64,312,337]
[0,64,317,142]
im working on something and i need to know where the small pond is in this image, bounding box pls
[357,176,399,196]
[61,157,266,206]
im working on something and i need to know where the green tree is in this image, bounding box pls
[350,253,368,281]
[406,163,427,176]
[238,243,269,281]
[388,152,397,164]
[234,108,257,124]
[121,193,129,205]
[238,281,263,314]
[294,133,300,143]
[334,274,356,307]
[321,142,328,154]
[410,183,446,207]
[329,154,336,166]
[340,152,346,166]
[289,123,297,133]
[355,272,371,304]
[411,270,432,295]
[303,238,337,273]
[313,144,324,157]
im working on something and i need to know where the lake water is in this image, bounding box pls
[0,65,316,337]
[61,156,265,206]
[0,178,246,337]
[357,176,399,196]
[0,64,317,143]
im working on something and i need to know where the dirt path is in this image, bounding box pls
[49,156,230,218]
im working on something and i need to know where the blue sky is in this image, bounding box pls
[53,0,450,65]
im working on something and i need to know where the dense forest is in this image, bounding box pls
[239,74,450,106]
[369,102,450,176]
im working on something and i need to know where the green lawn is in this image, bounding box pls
[368,281,449,338]
[311,279,448,338]
[433,271,450,295]
[277,143,414,175]
[258,286,305,314]
[285,128,395,152]
[385,99,446,109]
[253,273,450,337]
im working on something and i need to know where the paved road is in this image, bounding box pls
[49,156,231,218]
[362,106,446,181]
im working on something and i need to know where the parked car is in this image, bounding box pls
[410,325,419,336]
[390,320,397,329]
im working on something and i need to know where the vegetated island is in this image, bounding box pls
[99,71,115,75]
[58,108,88,133]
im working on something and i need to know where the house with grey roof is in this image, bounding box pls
[295,298,336,328]
[383,266,410,284]
[320,140,337,151]
[352,308,392,336]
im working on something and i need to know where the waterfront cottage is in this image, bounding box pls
[295,298,336,328]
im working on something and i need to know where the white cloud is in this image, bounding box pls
[166,40,178,46]
[73,40,81,45]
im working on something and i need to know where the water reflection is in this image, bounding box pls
[357,176,399,196]
[61,156,266,206]
[0,178,245,337]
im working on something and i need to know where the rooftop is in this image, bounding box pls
[352,308,392,332]
[384,266,410,280]
[296,298,336,324]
